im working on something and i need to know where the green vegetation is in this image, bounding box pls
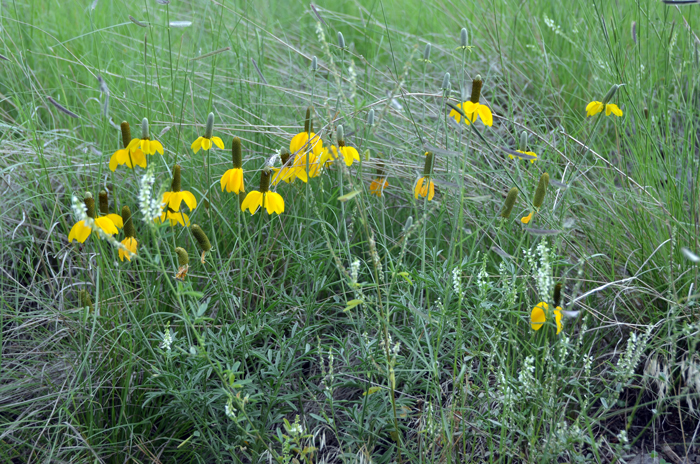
[2,0,700,462]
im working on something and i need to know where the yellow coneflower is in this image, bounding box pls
[110,121,147,171]
[271,148,296,186]
[241,168,285,215]
[586,84,623,117]
[289,107,324,182]
[157,164,196,227]
[449,75,493,126]
[127,118,164,156]
[530,301,563,334]
[68,192,119,243]
[325,125,360,167]
[220,137,245,194]
[414,152,435,201]
[510,132,538,163]
[119,205,138,262]
[369,160,389,197]
[192,112,225,153]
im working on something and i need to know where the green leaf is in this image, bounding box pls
[338,190,361,202]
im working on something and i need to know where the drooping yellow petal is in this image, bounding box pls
[201,138,212,151]
[211,136,225,150]
[162,192,177,210]
[142,139,151,155]
[94,217,118,235]
[68,220,92,243]
[265,192,285,215]
[554,306,563,334]
[414,177,425,199]
[109,148,127,172]
[127,138,141,153]
[151,140,164,155]
[606,103,623,117]
[586,101,604,117]
[521,211,534,224]
[290,132,309,154]
[462,101,477,124]
[341,146,360,166]
[531,302,548,331]
[191,137,203,153]
[180,191,197,211]
[241,190,263,214]
[477,104,493,126]
[119,237,138,262]
[130,149,147,168]
[104,213,124,229]
[427,179,435,200]
[449,102,464,123]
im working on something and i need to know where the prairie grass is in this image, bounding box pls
[2,0,700,462]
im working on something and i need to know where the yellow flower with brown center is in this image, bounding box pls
[156,164,196,227]
[241,168,285,215]
[110,121,147,171]
[68,193,119,243]
[127,118,164,156]
[449,75,493,126]
[192,112,225,153]
[530,302,563,334]
[414,152,435,201]
[220,137,245,194]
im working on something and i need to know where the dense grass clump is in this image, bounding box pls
[2,0,700,462]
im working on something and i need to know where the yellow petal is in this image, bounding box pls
[606,103,623,117]
[586,101,603,117]
[142,139,151,155]
[342,146,359,166]
[427,179,435,201]
[127,138,141,153]
[265,192,285,215]
[232,168,244,193]
[521,211,534,224]
[201,138,212,150]
[180,191,197,211]
[530,302,548,331]
[130,149,147,168]
[555,307,563,334]
[151,140,164,155]
[290,132,309,154]
[211,136,225,149]
[95,217,118,235]
[68,221,91,243]
[308,133,324,156]
[104,213,123,229]
[241,190,262,214]
[191,137,203,153]
[477,104,493,126]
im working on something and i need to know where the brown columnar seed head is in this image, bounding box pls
[171,164,182,192]
[122,205,135,238]
[644,107,649,119]
[470,75,483,104]
[191,224,212,253]
[259,169,271,193]
[533,172,549,208]
[99,190,109,215]
[336,125,345,147]
[304,107,311,134]
[141,117,149,139]
[205,112,214,139]
[423,152,434,176]
[519,131,529,152]
[553,282,562,307]
[280,147,291,165]
[232,137,242,169]
[175,247,189,266]
[120,121,131,148]
[84,192,96,219]
[501,187,519,219]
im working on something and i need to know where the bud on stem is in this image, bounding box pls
[141,117,149,139]
[191,224,212,253]
[423,42,431,61]
[311,55,318,71]
[175,247,189,266]
[533,172,549,208]
[519,131,529,152]
[441,72,451,91]
[460,28,468,48]
[501,187,518,219]
[205,112,214,139]
[337,31,345,50]
[601,84,619,106]
[367,108,375,127]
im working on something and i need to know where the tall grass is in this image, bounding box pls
[2,0,700,462]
